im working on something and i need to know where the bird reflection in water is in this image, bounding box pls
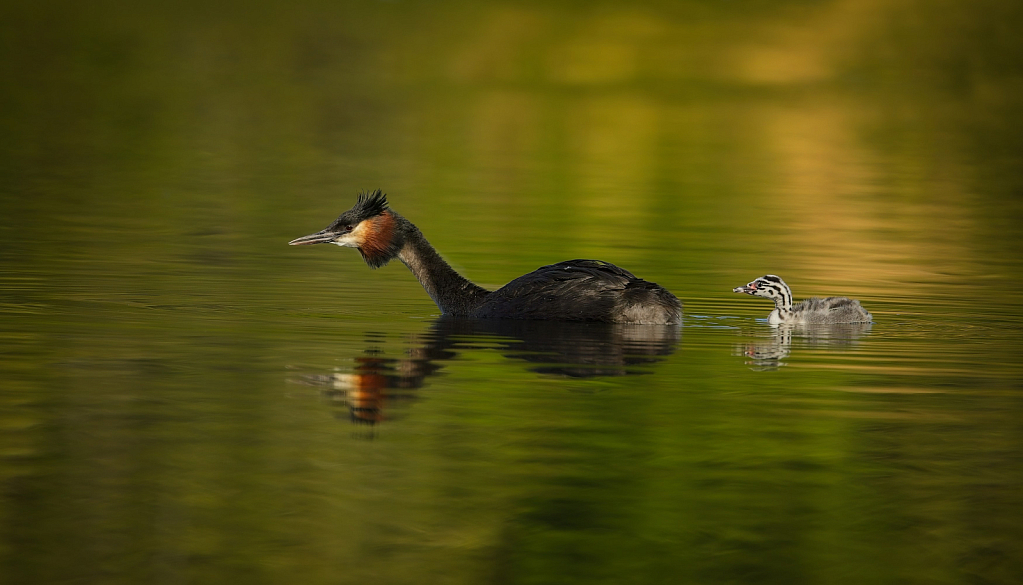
[736,322,872,371]
[298,317,681,424]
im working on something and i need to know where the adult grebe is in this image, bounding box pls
[732,274,872,325]
[289,191,682,324]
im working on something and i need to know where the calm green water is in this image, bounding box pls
[2,1,1022,584]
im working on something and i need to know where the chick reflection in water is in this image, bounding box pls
[736,322,873,371]
[299,317,680,424]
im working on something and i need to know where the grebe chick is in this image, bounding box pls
[732,275,871,325]
[289,191,682,324]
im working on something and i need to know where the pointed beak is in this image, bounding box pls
[289,229,337,246]
[733,284,754,294]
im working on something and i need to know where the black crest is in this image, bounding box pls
[352,189,389,220]
[329,189,391,231]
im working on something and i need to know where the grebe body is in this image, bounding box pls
[290,191,682,325]
[732,274,871,325]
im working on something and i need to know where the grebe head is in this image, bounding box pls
[732,274,790,301]
[289,190,403,267]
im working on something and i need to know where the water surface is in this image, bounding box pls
[1,1,1022,584]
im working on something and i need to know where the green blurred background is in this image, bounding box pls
[1,1,1022,584]
[3,0,1022,297]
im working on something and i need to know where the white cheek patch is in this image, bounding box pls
[332,222,369,248]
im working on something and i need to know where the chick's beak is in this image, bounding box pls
[289,229,337,246]
[733,283,755,294]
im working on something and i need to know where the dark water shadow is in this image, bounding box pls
[735,322,873,371]
[296,317,681,425]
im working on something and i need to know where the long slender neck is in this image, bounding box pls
[773,283,794,314]
[395,222,490,316]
